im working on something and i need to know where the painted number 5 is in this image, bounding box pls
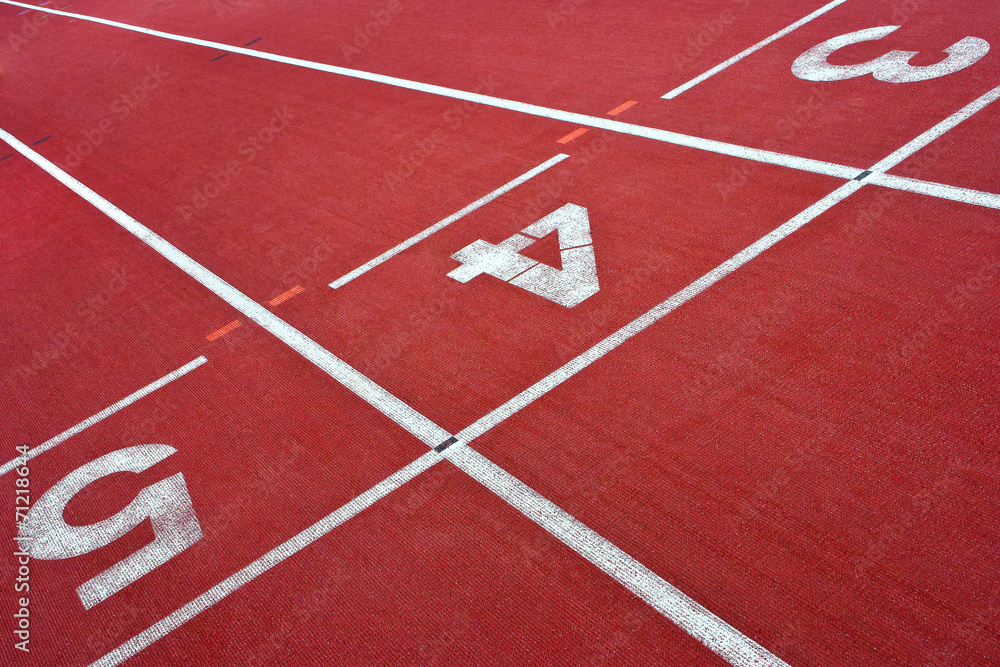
[19,444,202,609]
[792,26,989,82]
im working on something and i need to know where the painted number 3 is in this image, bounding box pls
[18,445,202,609]
[792,26,989,82]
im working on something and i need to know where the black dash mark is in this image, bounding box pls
[0,153,13,161]
[434,437,458,453]
[855,170,873,181]
[211,53,229,61]
[31,135,51,146]
[243,37,262,46]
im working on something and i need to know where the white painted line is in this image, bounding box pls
[7,0,997,211]
[458,83,1000,441]
[0,356,207,477]
[662,0,851,99]
[0,126,451,448]
[457,180,864,443]
[866,173,1000,209]
[870,84,1000,172]
[92,450,443,667]
[444,445,790,667]
[0,0,859,181]
[330,153,570,288]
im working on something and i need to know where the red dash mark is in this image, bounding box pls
[206,320,241,341]
[606,100,638,116]
[268,285,304,306]
[557,128,589,144]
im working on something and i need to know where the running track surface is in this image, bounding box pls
[1,1,999,665]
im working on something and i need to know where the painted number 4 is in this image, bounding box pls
[447,203,600,308]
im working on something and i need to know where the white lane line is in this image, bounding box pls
[867,173,1000,209]
[0,0,859,182]
[0,356,206,477]
[445,445,789,667]
[92,450,444,667]
[870,84,1000,172]
[7,1,998,211]
[662,0,850,99]
[456,180,864,443]
[331,153,570,289]
[457,83,1000,441]
[0,126,451,448]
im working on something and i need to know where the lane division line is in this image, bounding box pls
[3,0,996,210]
[0,124,451,447]
[0,356,207,476]
[330,153,569,288]
[457,82,1000,443]
[0,0,860,181]
[662,0,851,99]
[91,450,444,667]
[445,445,790,667]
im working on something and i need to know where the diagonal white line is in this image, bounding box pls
[8,12,998,666]
[455,180,864,443]
[0,356,207,476]
[0,0,857,181]
[457,82,1000,441]
[662,0,851,99]
[3,0,997,210]
[90,450,444,667]
[0,126,451,447]
[444,445,791,667]
[330,154,570,288]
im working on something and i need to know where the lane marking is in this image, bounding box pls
[330,153,570,288]
[662,0,851,99]
[0,0,860,181]
[2,0,997,209]
[0,153,13,161]
[31,135,51,145]
[267,284,303,306]
[557,127,589,143]
[606,100,638,116]
[93,450,444,667]
[0,124,451,447]
[445,445,790,667]
[854,170,872,181]
[456,180,864,442]
[453,87,1000,442]
[0,356,207,477]
[869,84,1000,172]
[243,37,261,46]
[210,53,228,62]
[206,319,241,341]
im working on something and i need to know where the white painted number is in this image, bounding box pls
[19,444,202,609]
[447,203,600,308]
[792,26,989,82]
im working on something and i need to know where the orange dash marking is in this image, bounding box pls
[607,100,638,116]
[268,285,304,306]
[557,127,589,144]
[206,320,241,341]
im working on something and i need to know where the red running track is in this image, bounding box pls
[1,0,999,665]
